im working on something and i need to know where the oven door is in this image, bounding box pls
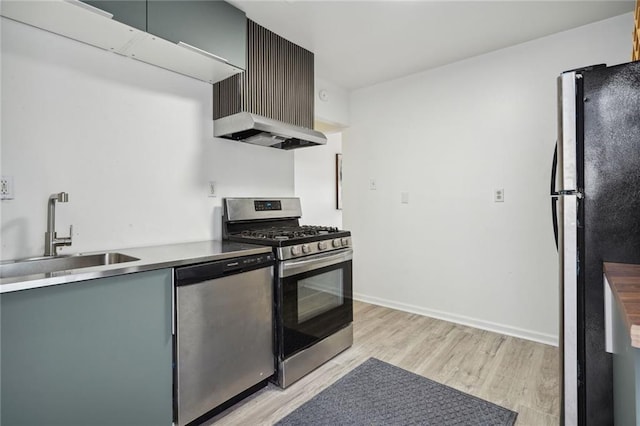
[278,248,353,359]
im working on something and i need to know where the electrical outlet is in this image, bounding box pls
[208,181,217,197]
[1,176,14,200]
[369,179,377,191]
[494,188,504,203]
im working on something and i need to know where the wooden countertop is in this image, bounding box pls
[604,262,640,348]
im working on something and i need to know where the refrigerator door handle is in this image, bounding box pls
[551,142,559,249]
[551,141,559,196]
[552,200,559,250]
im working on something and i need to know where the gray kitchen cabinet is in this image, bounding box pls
[83,0,147,31]
[610,289,640,425]
[0,269,173,426]
[604,264,640,425]
[81,0,248,68]
[1,0,245,83]
[147,0,247,70]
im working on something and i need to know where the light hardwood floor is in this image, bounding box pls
[206,300,560,425]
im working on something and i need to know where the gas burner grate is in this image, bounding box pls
[236,225,341,241]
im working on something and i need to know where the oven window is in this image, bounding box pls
[297,269,343,323]
[280,257,353,358]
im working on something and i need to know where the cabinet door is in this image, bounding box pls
[83,0,147,31]
[0,269,173,426]
[147,0,247,70]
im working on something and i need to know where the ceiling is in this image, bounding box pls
[229,1,635,90]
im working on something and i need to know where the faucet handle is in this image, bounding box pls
[60,225,73,246]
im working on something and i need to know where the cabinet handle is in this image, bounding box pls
[65,0,114,19]
[177,41,228,64]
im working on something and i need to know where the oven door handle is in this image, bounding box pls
[280,249,353,278]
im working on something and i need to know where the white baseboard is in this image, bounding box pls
[353,292,559,347]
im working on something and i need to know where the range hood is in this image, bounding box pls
[214,112,327,149]
[213,20,327,149]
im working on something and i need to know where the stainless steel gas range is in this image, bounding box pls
[223,197,353,388]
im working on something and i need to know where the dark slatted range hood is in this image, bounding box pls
[213,20,326,150]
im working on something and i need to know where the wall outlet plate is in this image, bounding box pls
[208,181,216,197]
[1,176,14,200]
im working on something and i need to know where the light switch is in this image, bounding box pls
[401,192,409,204]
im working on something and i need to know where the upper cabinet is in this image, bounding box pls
[83,1,146,32]
[0,0,247,84]
[147,0,246,70]
[83,0,247,71]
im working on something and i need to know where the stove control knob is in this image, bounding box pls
[318,241,327,250]
[302,244,311,254]
[291,246,301,256]
[332,239,342,248]
[341,238,349,246]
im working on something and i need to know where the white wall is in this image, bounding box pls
[0,18,294,260]
[294,132,343,228]
[343,13,634,345]
[314,77,350,127]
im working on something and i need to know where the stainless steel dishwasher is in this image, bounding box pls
[174,252,274,426]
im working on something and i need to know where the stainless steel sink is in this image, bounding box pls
[0,252,140,279]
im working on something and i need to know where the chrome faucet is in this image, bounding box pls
[44,192,72,256]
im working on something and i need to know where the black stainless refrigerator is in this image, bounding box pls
[553,60,640,426]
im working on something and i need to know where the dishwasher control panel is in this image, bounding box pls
[224,253,273,273]
[175,252,274,286]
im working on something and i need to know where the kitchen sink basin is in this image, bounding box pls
[0,252,140,279]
